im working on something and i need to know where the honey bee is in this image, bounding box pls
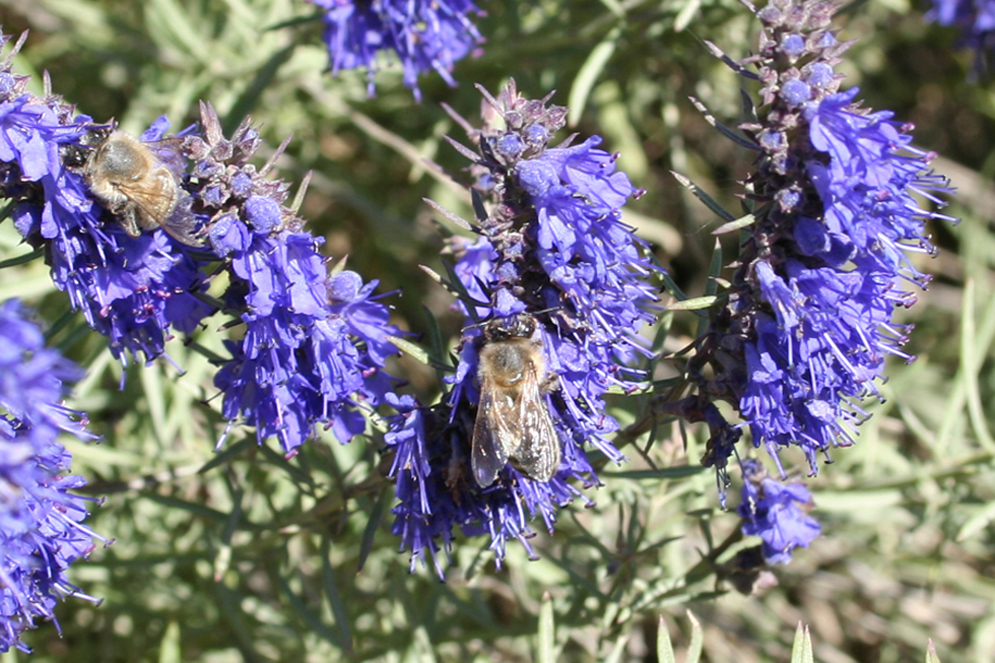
[81,130,204,247]
[471,315,561,487]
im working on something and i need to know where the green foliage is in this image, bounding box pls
[1,0,994,661]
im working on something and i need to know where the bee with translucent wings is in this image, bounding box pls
[471,315,562,488]
[78,129,204,247]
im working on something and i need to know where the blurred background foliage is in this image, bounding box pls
[0,0,993,661]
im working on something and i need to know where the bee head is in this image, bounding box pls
[60,125,115,170]
[482,313,536,343]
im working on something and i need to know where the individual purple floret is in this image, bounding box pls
[928,0,995,71]
[387,81,661,574]
[737,459,820,565]
[689,0,953,494]
[309,0,485,100]
[0,299,105,654]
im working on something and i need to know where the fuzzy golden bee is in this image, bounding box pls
[82,130,203,247]
[471,315,561,487]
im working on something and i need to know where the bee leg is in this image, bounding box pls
[116,206,143,237]
[540,370,559,394]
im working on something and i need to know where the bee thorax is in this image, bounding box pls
[481,341,530,387]
[97,140,149,181]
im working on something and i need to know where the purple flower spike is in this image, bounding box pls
[180,104,401,454]
[687,0,953,559]
[309,0,485,100]
[387,81,662,574]
[0,300,105,654]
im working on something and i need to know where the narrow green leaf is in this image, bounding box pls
[212,543,232,585]
[199,437,255,474]
[357,485,392,573]
[290,171,312,214]
[145,494,230,523]
[158,621,182,663]
[605,381,654,395]
[258,443,314,489]
[423,306,449,377]
[925,639,942,663]
[667,296,718,311]
[604,630,631,663]
[0,199,15,223]
[264,11,323,31]
[537,592,556,663]
[424,197,473,230]
[470,187,488,223]
[790,623,805,663]
[276,574,344,649]
[568,30,619,126]
[671,170,736,222]
[387,335,430,366]
[43,308,79,344]
[412,626,438,663]
[0,247,43,269]
[321,542,354,652]
[711,214,756,235]
[600,466,705,480]
[657,616,676,663]
[802,626,814,663]
[960,279,995,452]
[439,259,487,323]
[597,0,625,17]
[214,486,244,581]
[957,498,995,541]
[687,96,758,150]
[148,0,207,63]
[696,239,723,337]
[547,536,610,598]
[210,582,262,659]
[790,623,814,663]
[224,43,296,133]
[139,364,167,446]
[675,0,702,31]
[662,272,691,301]
[686,611,703,663]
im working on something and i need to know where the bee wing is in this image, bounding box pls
[115,174,178,227]
[471,376,522,488]
[158,194,205,247]
[510,363,561,482]
[145,137,188,176]
[118,174,204,247]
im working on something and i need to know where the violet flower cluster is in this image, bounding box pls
[0,34,211,364]
[187,104,400,453]
[0,299,104,653]
[0,31,399,454]
[928,0,995,70]
[386,82,661,574]
[309,0,485,100]
[688,0,953,562]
